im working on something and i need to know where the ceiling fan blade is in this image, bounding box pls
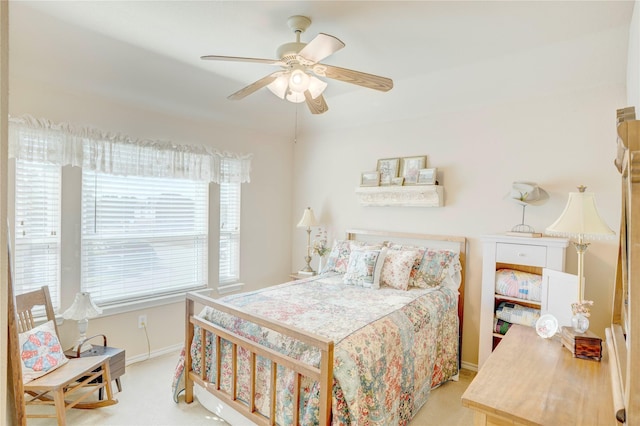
[228,72,280,100]
[304,91,329,115]
[314,64,393,92]
[201,55,284,66]
[297,33,345,64]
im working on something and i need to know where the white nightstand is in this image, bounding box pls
[478,234,570,369]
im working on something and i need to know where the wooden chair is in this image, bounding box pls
[13,286,117,425]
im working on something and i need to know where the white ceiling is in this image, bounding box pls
[8,1,635,138]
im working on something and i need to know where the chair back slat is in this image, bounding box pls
[16,310,35,333]
[14,286,59,335]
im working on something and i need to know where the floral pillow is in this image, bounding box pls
[322,240,352,273]
[380,249,421,290]
[410,249,461,289]
[18,320,69,383]
[343,247,387,288]
[322,240,373,274]
[386,244,427,282]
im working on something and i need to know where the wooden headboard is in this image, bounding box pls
[606,106,639,425]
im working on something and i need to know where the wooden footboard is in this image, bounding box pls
[184,292,334,426]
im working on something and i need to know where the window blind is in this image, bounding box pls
[219,160,241,284]
[13,160,62,311]
[81,171,208,305]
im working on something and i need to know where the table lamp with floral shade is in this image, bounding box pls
[546,185,615,332]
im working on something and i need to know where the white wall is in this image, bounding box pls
[292,24,631,367]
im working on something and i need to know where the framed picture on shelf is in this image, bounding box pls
[417,168,437,185]
[400,156,427,185]
[377,158,400,186]
[360,171,381,187]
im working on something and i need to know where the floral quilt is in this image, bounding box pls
[172,273,459,426]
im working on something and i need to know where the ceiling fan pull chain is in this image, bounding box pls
[294,105,298,144]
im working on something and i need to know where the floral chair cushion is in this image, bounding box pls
[18,320,69,383]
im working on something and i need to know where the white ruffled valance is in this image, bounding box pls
[8,115,252,184]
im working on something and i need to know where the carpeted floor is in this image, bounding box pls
[26,351,476,425]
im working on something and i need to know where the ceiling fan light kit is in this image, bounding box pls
[201,15,393,114]
[288,67,310,92]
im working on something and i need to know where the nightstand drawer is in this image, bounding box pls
[496,243,546,266]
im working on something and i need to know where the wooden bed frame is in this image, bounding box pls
[606,107,639,425]
[183,229,466,426]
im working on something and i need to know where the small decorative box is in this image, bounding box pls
[560,326,602,361]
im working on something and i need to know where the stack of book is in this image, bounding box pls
[560,326,602,361]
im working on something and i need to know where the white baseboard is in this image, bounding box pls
[461,360,478,372]
[125,342,183,366]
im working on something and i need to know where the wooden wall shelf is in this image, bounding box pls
[354,185,444,207]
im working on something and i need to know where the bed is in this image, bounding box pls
[173,229,466,425]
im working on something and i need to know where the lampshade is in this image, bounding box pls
[297,207,319,228]
[546,186,614,239]
[62,292,102,320]
[307,76,327,99]
[267,73,288,99]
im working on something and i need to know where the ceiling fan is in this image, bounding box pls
[201,15,393,115]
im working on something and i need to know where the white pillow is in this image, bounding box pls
[343,247,387,288]
[18,320,69,383]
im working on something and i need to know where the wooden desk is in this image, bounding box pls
[461,325,615,426]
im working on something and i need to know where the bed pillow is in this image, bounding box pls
[386,244,427,283]
[18,320,68,383]
[494,269,542,302]
[411,249,461,289]
[343,247,387,288]
[380,249,420,290]
[322,240,377,274]
[322,240,352,273]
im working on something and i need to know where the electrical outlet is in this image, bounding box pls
[138,314,147,329]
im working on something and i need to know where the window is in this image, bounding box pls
[81,171,208,305]
[219,162,241,285]
[13,160,62,311]
[10,116,252,312]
